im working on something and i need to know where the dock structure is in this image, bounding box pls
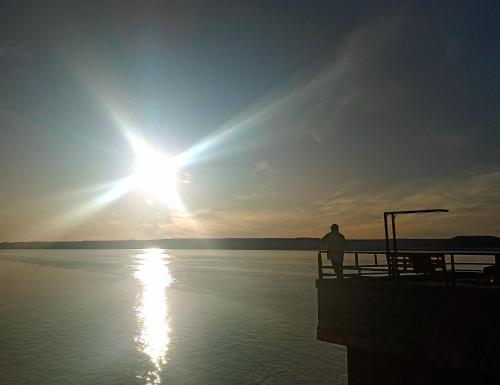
[316,250,500,384]
[316,209,500,384]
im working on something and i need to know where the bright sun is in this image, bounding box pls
[131,138,183,209]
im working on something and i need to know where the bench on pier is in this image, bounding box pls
[387,252,448,282]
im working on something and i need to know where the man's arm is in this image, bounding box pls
[339,234,346,250]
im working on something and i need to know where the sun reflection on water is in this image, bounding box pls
[134,249,173,385]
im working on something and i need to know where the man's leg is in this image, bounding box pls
[332,260,344,279]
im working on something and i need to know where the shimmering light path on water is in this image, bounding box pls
[134,249,173,384]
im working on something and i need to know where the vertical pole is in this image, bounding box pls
[391,213,398,253]
[384,213,391,277]
[355,252,360,276]
[318,251,323,280]
[374,253,378,266]
[450,253,455,286]
[384,213,390,254]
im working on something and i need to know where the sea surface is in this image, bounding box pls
[0,249,347,385]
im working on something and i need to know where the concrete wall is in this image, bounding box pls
[316,279,500,384]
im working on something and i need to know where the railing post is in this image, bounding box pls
[318,251,323,280]
[355,252,360,276]
[450,253,455,286]
[374,253,378,266]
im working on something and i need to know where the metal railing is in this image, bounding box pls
[317,250,500,286]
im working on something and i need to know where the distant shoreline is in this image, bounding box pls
[1,236,499,251]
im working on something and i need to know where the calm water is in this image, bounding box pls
[0,249,346,385]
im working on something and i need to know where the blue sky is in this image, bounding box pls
[0,1,499,241]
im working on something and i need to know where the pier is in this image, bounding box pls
[316,249,500,384]
[316,209,500,384]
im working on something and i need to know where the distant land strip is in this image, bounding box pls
[0,236,499,251]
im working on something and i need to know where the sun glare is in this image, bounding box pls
[131,138,183,209]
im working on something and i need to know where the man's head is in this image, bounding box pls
[330,223,339,232]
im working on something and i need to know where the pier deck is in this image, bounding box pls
[316,250,500,385]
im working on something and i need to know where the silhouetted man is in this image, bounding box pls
[322,224,346,279]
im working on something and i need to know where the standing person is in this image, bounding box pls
[322,224,346,279]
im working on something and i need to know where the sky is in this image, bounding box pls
[0,0,499,241]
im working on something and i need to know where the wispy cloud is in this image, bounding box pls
[255,161,277,177]
[312,171,500,237]
[256,161,271,172]
[158,171,500,239]
[12,170,498,241]
[0,41,30,60]
[175,10,407,164]
[233,182,276,202]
